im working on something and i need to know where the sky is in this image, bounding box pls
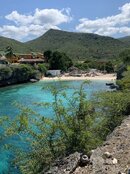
[0,0,130,41]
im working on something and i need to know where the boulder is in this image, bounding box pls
[44,152,80,174]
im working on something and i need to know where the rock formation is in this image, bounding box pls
[46,116,130,174]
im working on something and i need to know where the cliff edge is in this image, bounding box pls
[46,116,130,174]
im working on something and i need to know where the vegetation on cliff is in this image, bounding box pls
[0,63,47,86]
[117,48,130,90]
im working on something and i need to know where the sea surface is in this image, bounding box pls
[0,79,113,174]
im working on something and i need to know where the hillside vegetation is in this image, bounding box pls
[119,36,130,47]
[0,29,129,60]
[26,29,127,60]
[0,36,31,53]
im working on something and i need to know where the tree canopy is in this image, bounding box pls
[48,51,73,71]
[119,49,130,64]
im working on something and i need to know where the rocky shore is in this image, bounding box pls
[46,116,130,174]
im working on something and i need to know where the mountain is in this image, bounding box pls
[119,36,130,47]
[0,36,31,54]
[0,29,128,60]
[25,29,127,60]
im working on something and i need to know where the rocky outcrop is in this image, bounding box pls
[46,116,130,174]
[44,152,81,174]
[0,64,42,87]
[74,116,130,174]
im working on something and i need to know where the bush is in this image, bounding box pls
[49,51,73,71]
[10,64,35,82]
[94,91,130,139]
[37,63,47,74]
[75,63,89,71]
[119,49,130,64]
[0,66,12,81]
[117,66,130,90]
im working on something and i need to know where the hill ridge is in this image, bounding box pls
[25,29,127,60]
[119,36,130,47]
[0,29,129,59]
[0,36,31,53]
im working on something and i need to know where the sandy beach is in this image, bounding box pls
[41,73,116,81]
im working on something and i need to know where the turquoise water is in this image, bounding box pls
[0,80,112,173]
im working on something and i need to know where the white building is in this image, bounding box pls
[47,70,61,77]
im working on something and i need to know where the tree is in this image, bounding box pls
[44,50,53,63]
[37,63,47,74]
[117,66,130,90]
[5,46,14,58]
[119,49,130,64]
[105,61,114,73]
[0,66,12,81]
[50,51,73,71]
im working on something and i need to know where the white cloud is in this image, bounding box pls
[0,8,72,41]
[76,3,130,36]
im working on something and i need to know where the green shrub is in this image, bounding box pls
[117,67,130,90]
[0,66,12,81]
[94,91,130,139]
[37,63,47,74]
[10,64,35,82]
[49,51,73,71]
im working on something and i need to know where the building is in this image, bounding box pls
[16,52,44,59]
[47,70,61,77]
[19,58,44,65]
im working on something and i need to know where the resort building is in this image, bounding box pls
[47,70,61,77]
[19,58,44,65]
[16,52,44,60]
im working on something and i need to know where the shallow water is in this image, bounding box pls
[0,80,112,173]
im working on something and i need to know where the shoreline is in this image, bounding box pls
[0,74,116,88]
[41,73,116,81]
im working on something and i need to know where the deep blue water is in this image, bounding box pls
[0,80,112,174]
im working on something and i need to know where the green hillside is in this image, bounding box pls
[0,29,128,60]
[119,36,130,47]
[25,29,127,60]
[0,36,31,54]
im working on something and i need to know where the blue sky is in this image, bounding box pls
[0,0,130,41]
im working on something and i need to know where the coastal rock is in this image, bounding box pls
[103,152,112,159]
[73,116,130,174]
[30,79,38,83]
[46,116,130,174]
[44,152,81,174]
